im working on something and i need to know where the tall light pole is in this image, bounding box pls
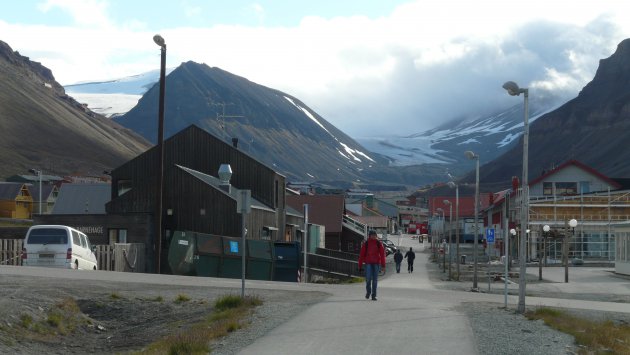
[28,169,42,215]
[540,224,550,280]
[436,208,444,263]
[443,199,453,279]
[465,150,480,290]
[567,219,578,283]
[448,181,460,278]
[153,34,166,274]
[503,80,529,313]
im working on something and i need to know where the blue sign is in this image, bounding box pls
[229,241,239,253]
[486,228,495,243]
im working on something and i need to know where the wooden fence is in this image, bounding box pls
[0,241,144,272]
[0,239,23,265]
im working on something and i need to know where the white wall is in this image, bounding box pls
[530,165,616,197]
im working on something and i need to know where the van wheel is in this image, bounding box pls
[93,266,97,270]
[75,260,79,270]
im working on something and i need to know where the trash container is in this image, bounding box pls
[460,255,466,264]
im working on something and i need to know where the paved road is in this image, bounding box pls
[238,234,630,354]
[239,236,477,355]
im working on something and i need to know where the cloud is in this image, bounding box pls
[37,0,111,28]
[4,0,630,137]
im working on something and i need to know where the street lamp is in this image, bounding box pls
[28,169,42,215]
[436,208,444,263]
[447,181,460,279]
[566,219,578,283]
[505,228,517,307]
[503,80,529,313]
[465,150,480,290]
[154,34,167,274]
[541,225,550,280]
[443,200,453,279]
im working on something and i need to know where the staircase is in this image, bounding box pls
[342,215,366,236]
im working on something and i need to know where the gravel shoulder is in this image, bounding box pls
[0,274,328,354]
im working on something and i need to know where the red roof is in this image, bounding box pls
[528,159,621,189]
[430,194,492,218]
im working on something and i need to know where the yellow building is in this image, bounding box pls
[0,182,33,219]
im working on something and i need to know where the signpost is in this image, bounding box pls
[237,190,251,298]
[486,228,495,244]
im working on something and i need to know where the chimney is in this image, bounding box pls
[232,138,238,148]
[218,164,232,193]
[512,176,519,193]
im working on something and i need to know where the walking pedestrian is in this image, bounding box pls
[358,230,386,301]
[404,247,416,273]
[394,249,403,273]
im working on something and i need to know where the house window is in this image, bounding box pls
[543,182,577,196]
[108,229,128,245]
[556,182,577,195]
[543,182,553,195]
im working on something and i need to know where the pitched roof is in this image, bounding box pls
[0,182,27,200]
[27,184,58,202]
[177,165,273,212]
[52,184,111,214]
[529,159,622,189]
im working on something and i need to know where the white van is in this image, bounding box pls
[22,225,98,270]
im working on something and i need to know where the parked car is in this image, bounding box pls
[381,239,399,254]
[22,225,98,270]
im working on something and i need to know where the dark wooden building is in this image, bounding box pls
[106,125,293,273]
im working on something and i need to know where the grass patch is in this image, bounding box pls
[13,298,86,339]
[174,294,191,303]
[152,296,164,302]
[526,307,630,354]
[110,292,122,300]
[136,295,262,355]
[20,314,33,328]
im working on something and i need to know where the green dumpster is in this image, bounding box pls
[247,239,274,280]
[194,232,223,277]
[220,236,243,279]
[168,231,196,275]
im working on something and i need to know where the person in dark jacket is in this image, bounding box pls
[404,247,416,273]
[358,230,386,301]
[393,249,403,273]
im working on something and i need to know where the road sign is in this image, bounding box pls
[486,228,495,243]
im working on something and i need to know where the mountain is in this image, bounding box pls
[115,61,441,188]
[470,38,630,190]
[357,98,561,168]
[65,69,174,118]
[0,40,150,179]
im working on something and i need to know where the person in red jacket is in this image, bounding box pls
[358,230,386,301]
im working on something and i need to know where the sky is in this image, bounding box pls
[2,0,630,137]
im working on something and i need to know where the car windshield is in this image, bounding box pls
[27,228,68,244]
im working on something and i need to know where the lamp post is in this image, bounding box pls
[465,150,480,290]
[28,169,42,215]
[448,181,460,278]
[436,208,444,265]
[566,219,577,283]
[541,225,550,280]
[506,228,516,307]
[153,34,166,274]
[503,80,529,313]
[443,200,453,279]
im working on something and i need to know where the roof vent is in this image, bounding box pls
[218,164,232,193]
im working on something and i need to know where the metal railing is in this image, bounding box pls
[342,215,366,235]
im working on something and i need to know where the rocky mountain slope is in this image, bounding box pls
[468,38,630,189]
[0,40,150,179]
[114,61,445,188]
